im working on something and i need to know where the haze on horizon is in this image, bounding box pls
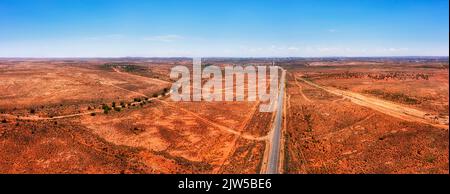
[0,0,448,58]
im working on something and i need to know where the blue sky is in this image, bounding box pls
[0,0,448,57]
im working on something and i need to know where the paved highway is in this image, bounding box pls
[265,69,286,174]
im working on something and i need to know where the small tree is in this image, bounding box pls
[102,104,111,114]
[1,119,7,123]
[30,108,36,114]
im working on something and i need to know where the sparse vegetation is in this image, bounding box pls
[300,106,313,132]
[364,89,419,105]
[425,155,436,163]
[102,104,111,114]
[368,72,430,80]
[0,58,447,174]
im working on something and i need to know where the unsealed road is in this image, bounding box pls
[297,76,449,129]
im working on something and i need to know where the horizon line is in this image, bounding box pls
[0,56,449,59]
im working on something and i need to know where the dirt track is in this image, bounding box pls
[0,111,102,121]
[294,77,313,103]
[112,67,171,85]
[111,69,268,141]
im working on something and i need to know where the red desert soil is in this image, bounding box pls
[0,59,272,174]
[1,59,448,174]
[284,61,448,174]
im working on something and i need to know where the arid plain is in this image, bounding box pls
[0,58,448,174]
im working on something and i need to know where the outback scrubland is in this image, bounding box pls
[284,59,449,174]
[0,59,270,173]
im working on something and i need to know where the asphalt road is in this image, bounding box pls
[266,69,286,174]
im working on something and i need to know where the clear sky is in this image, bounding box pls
[0,0,448,57]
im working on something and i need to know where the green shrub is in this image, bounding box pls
[102,104,111,114]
